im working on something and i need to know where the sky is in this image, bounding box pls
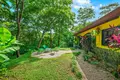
[72,0,120,21]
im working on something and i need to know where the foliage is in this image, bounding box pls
[0,0,75,54]
[83,51,99,65]
[71,55,82,79]
[76,72,82,79]
[84,47,120,78]
[71,56,77,72]
[77,7,95,27]
[0,27,21,78]
[80,33,96,53]
[73,52,81,56]
[0,54,9,62]
[100,3,119,17]
[19,0,75,49]
[72,22,91,33]
[0,27,20,62]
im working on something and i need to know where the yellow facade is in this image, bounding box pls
[78,17,120,49]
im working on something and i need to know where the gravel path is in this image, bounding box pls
[77,50,116,80]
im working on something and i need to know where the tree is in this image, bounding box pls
[0,0,11,23]
[100,3,119,16]
[72,22,91,32]
[32,0,75,48]
[77,7,95,27]
[4,0,74,51]
[15,0,24,57]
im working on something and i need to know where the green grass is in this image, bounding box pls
[5,51,81,80]
[52,47,76,51]
[5,50,38,68]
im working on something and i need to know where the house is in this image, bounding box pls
[74,7,120,49]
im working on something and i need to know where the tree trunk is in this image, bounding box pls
[50,30,53,48]
[58,27,61,46]
[37,31,46,49]
[58,36,60,47]
[37,18,56,49]
[16,0,24,57]
[16,0,20,57]
[16,22,20,57]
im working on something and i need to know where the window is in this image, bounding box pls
[102,28,114,46]
[102,26,120,48]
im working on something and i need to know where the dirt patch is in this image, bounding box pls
[49,53,55,56]
[31,50,80,58]
[77,50,116,80]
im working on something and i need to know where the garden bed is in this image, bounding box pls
[77,50,116,80]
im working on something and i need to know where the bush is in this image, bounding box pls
[88,47,120,78]
[76,72,82,79]
[38,48,44,53]
[71,55,82,79]
[92,48,120,68]
[71,56,76,73]
[71,65,75,72]
[73,52,81,56]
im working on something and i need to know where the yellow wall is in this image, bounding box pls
[78,17,120,49]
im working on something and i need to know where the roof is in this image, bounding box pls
[74,7,120,36]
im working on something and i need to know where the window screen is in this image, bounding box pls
[102,28,114,45]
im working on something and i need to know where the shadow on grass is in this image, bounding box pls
[5,50,42,69]
[6,48,80,69]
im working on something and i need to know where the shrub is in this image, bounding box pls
[68,76,74,80]
[76,72,82,79]
[89,47,120,78]
[38,48,44,53]
[73,52,81,56]
[71,55,82,79]
[71,56,76,73]
[71,65,75,72]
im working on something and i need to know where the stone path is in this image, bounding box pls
[77,50,116,80]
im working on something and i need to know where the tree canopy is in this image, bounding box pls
[77,7,95,27]
[100,3,120,16]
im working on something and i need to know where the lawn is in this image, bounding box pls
[5,51,80,80]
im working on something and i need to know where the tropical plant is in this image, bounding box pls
[0,27,22,78]
[0,27,21,66]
